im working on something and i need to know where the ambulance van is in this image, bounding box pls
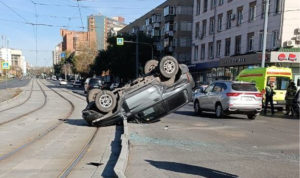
[237,66,292,109]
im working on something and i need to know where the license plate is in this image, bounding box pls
[273,101,277,104]
[242,96,253,101]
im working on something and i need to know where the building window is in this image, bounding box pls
[216,40,221,57]
[196,0,201,15]
[164,6,175,16]
[209,17,215,34]
[237,6,243,26]
[217,14,222,32]
[259,30,263,50]
[201,20,207,37]
[235,35,241,55]
[194,45,199,61]
[203,0,208,12]
[247,32,254,52]
[218,0,224,6]
[275,0,281,14]
[249,1,256,22]
[201,44,205,60]
[272,31,279,48]
[211,0,216,10]
[226,10,232,29]
[180,22,192,31]
[195,22,200,38]
[208,42,214,59]
[225,38,231,56]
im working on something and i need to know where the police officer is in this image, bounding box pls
[264,83,276,115]
[285,81,297,116]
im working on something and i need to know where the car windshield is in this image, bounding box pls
[267,76,290,90]
[232,83,257,91]
[89,79,100,85]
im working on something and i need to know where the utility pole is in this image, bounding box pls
[135,27,139,78]
[261,0,269,68]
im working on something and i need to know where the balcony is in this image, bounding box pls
[164,15,175,22]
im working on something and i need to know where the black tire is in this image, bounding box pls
[159,56,179,79]
[247,114,256,120]
[215,104,223,118]
[144,59,158,74]
[87,89,101,103]
[95,90,117,113]
[194,101,202,114]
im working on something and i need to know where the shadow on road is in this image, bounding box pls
[101,126,122,177]
[63,118,89,127]
[145,160,238,178]
[174,110,249,120]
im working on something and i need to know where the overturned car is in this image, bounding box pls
[82,56,195,126]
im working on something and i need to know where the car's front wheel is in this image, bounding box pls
[95,90,117,113]
[215,104,223,118]
[194,101,202,114]
[159,56,179,79]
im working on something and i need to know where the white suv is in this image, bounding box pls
[193,81,262,119]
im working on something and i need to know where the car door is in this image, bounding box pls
[200,83,214,110]
[208,83,224,110]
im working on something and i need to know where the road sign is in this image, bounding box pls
[117,38,124,45]
[2,62,9,69]
[61,52,66,58]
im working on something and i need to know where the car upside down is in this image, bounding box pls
[82,56,195,126]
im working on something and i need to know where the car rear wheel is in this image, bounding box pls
[95,90,117,113]
[87,89,101,103]
[215,104,223,118]
[144,59,158,74]
[159,56,179,79]
[194,101,202,114]
[247,114,256,120]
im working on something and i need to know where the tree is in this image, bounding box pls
[91,32,157,81]
[73,44,97,78]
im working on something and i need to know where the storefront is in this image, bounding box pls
[270,51,300,88]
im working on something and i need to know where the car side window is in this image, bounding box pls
[205,84,214,93]
[213,83,227,93]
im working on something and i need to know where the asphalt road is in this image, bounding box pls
[0,78,30,89]
[126,104,299,178]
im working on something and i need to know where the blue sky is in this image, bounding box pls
[0,0,165,67]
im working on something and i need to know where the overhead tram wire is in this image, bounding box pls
[76,0,85,30]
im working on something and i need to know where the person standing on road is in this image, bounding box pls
[264,83,276,115]
[285,81,297,116]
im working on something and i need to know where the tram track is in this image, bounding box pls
[0,79,75,161]
[0,79,34,113]
[0,79,47,126]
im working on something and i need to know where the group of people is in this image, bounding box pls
[264,80,298,116]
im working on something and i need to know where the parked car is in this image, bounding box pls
[59,80,67,85]
[82,56,195,126]
[73,80,82,88]
[84,78,91,93]
[193,81,262,119]
[86,78,103,94]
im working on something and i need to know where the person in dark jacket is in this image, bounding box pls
[264,83,276,115]
[285,81,297,116]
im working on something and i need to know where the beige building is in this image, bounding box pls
[191,0,300,83]
[88,14,126,50]
[119,0,194,64]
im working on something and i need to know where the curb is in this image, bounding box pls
[114,118,129,178]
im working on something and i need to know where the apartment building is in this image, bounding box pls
[0,48,27,76]
[192,0,300,84]
[119,0,194,64]
[88,14,126,50]
[53,43,62,65]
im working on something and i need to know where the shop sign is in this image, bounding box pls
[219,53,262,67]
[270,52,300,63]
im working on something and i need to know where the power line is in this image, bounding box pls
[76,0,85,30]
[0,1,30,23]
